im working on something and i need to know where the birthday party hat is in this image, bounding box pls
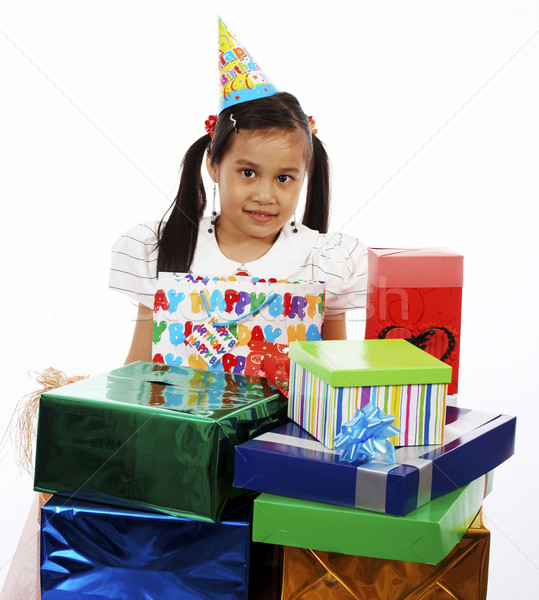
[218,17,278,112]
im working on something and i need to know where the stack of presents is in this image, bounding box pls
[33,249,516,599]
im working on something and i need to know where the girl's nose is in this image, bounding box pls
[252,179,276,204]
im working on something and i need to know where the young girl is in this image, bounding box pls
[109,91,368,363]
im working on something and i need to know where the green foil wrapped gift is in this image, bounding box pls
[253,472,492,564]
[34,361,287,521]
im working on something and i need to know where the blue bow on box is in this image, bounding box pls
[334,402,399,465]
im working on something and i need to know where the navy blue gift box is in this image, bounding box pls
[234,405,516,516]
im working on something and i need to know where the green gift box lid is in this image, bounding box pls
[253,472,492,564]
[288,339,452,387]
[34,361,286,521]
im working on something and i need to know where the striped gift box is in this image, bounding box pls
[288,339,452,448]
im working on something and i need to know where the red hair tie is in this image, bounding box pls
[204,115,218,138]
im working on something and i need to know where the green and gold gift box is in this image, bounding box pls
[280,508,490,599]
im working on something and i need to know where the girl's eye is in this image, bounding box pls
[277,175,291,183]
[242,169,255,178]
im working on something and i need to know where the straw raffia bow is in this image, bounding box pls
[334,402,398,465]
[1,368,88,475]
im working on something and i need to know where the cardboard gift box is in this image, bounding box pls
[289,339,452,448]
[364,248,463,395]
[253,472,491,564]
[235,406,515,516]
[34,361,287,522]
[280,508,489,599]
[40,494,270,600]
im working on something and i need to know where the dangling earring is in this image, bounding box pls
[291,214,298,233]
[208,183,218,233]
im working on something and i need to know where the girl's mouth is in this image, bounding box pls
[245,209,276,223]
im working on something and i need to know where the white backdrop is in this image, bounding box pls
[1,1,538,596]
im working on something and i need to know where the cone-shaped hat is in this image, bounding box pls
[218,17,278,112]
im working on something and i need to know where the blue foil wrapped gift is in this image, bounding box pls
[234,405,516,517]
[40,495,260,600]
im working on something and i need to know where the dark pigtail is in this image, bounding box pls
[303,135,330,234]
[157,134,211,274]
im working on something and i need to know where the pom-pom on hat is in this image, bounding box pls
[218,16,278,113]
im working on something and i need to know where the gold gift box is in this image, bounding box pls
[281,509,489,600]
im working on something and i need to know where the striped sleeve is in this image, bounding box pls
[109,222,159,308]
[306,232,368,315]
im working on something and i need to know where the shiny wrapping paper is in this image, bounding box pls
[34,361,287,521]
[280,509,489,599]
[364,248,463,395]
[40,495,256,599]
[253,473,491,564]
[234,406,515,516]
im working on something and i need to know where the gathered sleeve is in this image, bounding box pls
[108,223,159,309]
[306,232,368,316]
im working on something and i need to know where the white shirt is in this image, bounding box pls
[109,216,368,315]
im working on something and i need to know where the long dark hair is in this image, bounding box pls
[157,92,330,274]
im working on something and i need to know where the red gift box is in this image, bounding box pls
[365,248,463,394]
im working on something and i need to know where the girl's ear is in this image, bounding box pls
[206,153,218,183]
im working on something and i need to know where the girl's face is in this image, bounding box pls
[207,127,309,248]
